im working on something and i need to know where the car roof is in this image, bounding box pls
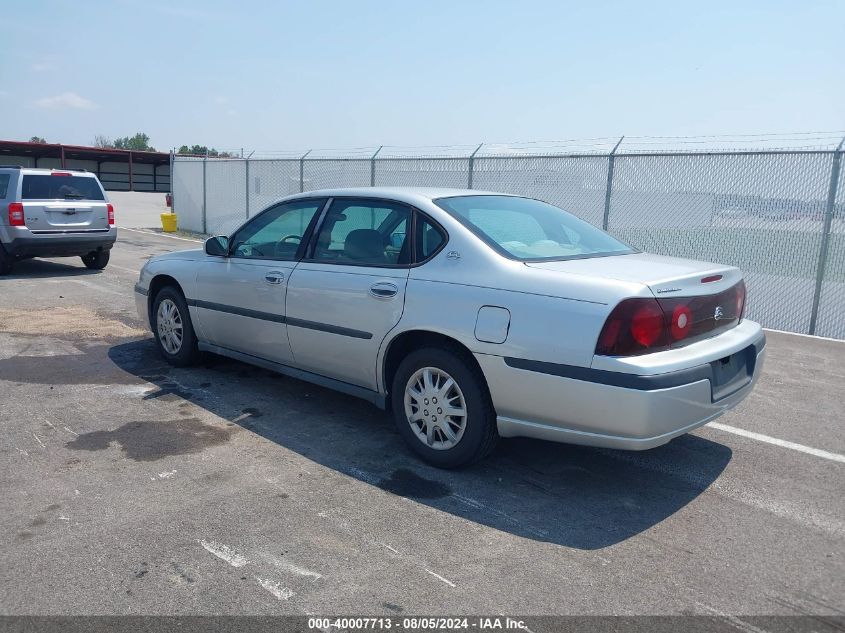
[0,166,94,175]
[286,186,515,206]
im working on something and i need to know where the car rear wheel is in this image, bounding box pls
[81,250,110,270]
[391,347,498,468]
[0,244,13,276]
[152,286,200,366]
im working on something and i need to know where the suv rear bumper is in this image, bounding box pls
[2,231,116,258]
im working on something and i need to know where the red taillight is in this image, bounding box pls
[8,202,25,226]
[597,280,747,356]
[631,302,664,347]
[107,203,114,225]
[596,298,670,356]
[735,279,746,321]
[51,171,72,177]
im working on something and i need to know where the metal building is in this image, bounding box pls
[0,139,170,192]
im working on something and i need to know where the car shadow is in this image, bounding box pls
[1,258,100,279]
[106,338,732,550]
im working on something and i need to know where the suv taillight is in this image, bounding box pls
[107,203,114,225]
[8,202,25,227]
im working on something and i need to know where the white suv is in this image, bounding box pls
[0,166,116,275]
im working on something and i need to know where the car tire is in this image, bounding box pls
[0,244,13,276]
[391,346,498,468]
[152,286,200,367]
[81,250,110,270]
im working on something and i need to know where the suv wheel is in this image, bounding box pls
[81,250,110,270]
[391,347,498,468]
[152,286,200,366]
[0,245,13,276]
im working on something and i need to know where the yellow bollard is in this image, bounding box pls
[160,212,177,233]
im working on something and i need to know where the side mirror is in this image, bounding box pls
[205,236,229,257]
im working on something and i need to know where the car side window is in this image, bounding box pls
[311,199,412,267]
[416,214,446,263]
[230,199,325,261]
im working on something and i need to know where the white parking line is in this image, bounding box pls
[426,569,456,587]
[708,422,845,464]
[763,327,845,344]
[118,226,203,243]
[198,539,250,567]
[107,263,140,274]
[65,278,124,296]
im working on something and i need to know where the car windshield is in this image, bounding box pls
[434,195,634,261]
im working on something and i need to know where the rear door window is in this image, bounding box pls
[0,174,10,199]
[21,175,105,201]
[311,199,413,267]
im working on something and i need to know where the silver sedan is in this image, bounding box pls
[134,188,765,468]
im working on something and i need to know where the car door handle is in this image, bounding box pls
[264,271,285,284]
[369,282,398,298]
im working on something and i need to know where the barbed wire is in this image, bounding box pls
[176,130,845,159]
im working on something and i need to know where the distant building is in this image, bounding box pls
[0,139,170,192]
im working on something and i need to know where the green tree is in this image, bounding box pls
[29,136,47,144]
[177,145,234,158]
[113,132,155,152]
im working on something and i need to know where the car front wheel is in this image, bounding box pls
[391,347,498,468]
[152,286,200,366]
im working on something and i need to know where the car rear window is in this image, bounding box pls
[0,174,9,198]
[21,174,105,201]
[434,195,634,262]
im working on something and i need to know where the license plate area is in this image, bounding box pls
[710,345,756,401]
[47,206,94,227]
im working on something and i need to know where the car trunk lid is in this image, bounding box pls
[525,252,742,297]
[527,252,746,348]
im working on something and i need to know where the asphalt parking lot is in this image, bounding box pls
[0,202,843,619]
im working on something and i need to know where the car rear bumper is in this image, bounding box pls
[2,229,116,257]
[476,321,766,450]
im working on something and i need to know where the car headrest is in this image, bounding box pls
[344,229,384,261]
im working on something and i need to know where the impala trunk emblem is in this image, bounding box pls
[714,306,725,321]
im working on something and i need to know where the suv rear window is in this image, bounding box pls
[22,175,105,201]
[0,174,9,198]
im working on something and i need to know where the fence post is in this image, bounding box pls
[244,158,250,219]
[467,143,483,189]
[370,145,383,187]
[244,150,255,219]
[808,137,845,335]
[202,156,207,234]
[602,136,625,230]
[299,149,312,193]
[169,149,174,206]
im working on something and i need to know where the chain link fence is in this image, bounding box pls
[172,141,845,339]
[815,154,845,338]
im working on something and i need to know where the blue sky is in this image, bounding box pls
[1,0,843,152]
